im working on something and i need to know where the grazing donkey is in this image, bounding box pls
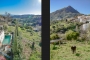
[71,46,76,54]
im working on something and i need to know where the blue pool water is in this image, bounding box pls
[2,35,11,45]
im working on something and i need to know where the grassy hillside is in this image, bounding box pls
[50,20,90,60]
[50,40,90,60]
[7,25,41,60]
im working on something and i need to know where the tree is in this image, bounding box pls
[3,24,8,31]
[65,30,79,40]
[76,25,79,32]
[15,19,19,36]
[12,25,18,54]
[31,39,35,51]
[66,19,67,22]
[86,21,89,23]
[52,26,55,31]
[50,33,59,40]
[39,41,41,47]
[5,12,11,23]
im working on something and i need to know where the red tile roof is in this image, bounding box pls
[0,55,6,60]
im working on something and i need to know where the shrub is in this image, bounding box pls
[50,33,59,40]
[75,53,80,56]
[39,41,41,47]
[53,46,58,50]
[52,44,58,50]
[86,50,90,52]
[21,27,25,30]
[65,30,79,40]
[27,29,32,32]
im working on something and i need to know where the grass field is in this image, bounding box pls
[50,40,90,60]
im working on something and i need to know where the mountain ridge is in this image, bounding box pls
[50,6,82,21]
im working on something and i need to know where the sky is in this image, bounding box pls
[0,0,41,15]
[50,0,90,15]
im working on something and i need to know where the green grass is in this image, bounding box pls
[18,26,41,60]
[7,25,41,60]
[7,26,15,32]
[29,51,41,60]
[7,25,41,41]
[18,27,41,41]
[50,40,90,60]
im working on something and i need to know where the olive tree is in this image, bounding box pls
[65,30,79,40]
[50,33,59,40]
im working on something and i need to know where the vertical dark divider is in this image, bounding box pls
[42,0,50,60]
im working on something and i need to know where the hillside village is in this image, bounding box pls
[66,15,90,31]
[0,13,41,60]
[0,26,12,59]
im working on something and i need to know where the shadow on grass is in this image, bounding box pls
[75,53,80,56]
[53,46,58,50]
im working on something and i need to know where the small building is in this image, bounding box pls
[0,25,4,44]
[33,25,41,32]
[5,45,11,52]
[33,28,38,32]
[82,23,90,31]
[78,15,90,23]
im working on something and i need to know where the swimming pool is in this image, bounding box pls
[2,35,11,45]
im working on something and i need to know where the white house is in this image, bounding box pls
[78,15,90,31]
[86,16,90,22]
[82,23,90,30]
[0,25,4,43]
[78,15,86,23]
[0,31,4,43]
[78,15,90,23]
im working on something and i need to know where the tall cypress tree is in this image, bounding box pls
[16,25,18,36]
[13,25,18,52]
